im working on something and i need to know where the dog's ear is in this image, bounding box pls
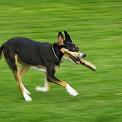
[64,31,72,42]
[58,32,64,45]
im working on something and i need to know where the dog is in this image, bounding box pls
[0,31,86,101]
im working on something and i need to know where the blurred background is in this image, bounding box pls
[0,0,122,122]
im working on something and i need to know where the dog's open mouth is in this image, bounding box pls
[69,51,86,64]
[61,48,85,64]
[68,54,81,64]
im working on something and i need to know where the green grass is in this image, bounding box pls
[0,0,122,122]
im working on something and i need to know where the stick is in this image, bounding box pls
[80,59,96,71]
[61,48,96,71]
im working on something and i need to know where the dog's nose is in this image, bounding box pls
[79,52,86,58]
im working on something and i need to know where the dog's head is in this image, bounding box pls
[58,31,86,64]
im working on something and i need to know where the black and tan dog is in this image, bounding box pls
[0,31,86,101]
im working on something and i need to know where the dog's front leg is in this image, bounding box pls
[46,66,78,96]
[47,76,78,96]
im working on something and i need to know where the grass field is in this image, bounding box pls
[0,0,122,122]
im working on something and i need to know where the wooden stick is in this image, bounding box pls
[61,48,96,71]
[80,58,96,71]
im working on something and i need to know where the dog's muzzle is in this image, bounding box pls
[68,52,86,64]
[78,52,86,58]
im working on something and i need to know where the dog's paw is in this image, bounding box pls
[35,86,48,92]
[23,86,31,95]
[23,91,32,102]
[66,84,79,96]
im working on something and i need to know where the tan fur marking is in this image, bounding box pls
[20,65,30,78]
[14,55,25,94]
[57,80,67,88]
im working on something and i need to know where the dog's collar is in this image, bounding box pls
[51,46,62,63]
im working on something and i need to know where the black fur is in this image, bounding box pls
[0,45,3,58]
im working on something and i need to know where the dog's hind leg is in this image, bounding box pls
[3,51,31,101]
[15,55,32,101]
[35,72,49,92]
[19,64,30,95]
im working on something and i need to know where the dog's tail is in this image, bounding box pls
[0,45,4,59]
